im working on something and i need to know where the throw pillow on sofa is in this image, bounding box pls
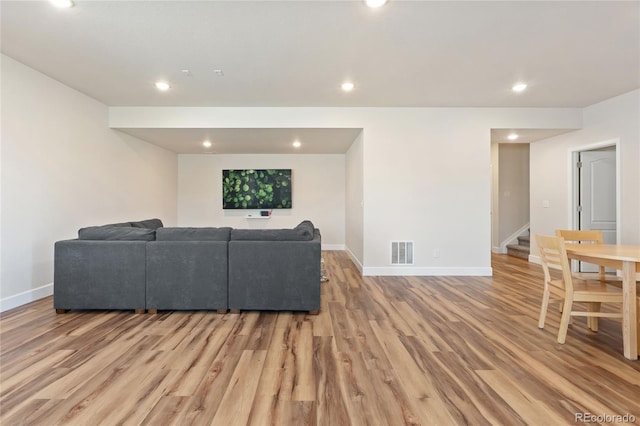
[129,218,164,230]
[294,220,314,239]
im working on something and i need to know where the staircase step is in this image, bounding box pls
[506,244,530,260]
[517,235,530,247]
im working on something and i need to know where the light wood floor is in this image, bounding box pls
[1,252,639,425]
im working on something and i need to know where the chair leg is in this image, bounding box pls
[538,287,551,329]
[587,302,601,331]
[558,301,572,324]
[599,266,606,281]
[636,295,640,354]
[557,299,573,344]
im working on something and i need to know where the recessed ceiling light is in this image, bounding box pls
[512,83,528,92]
[292,141,301,148]
[202,140,212,148]
[50,0,74,8]
[507,133,519,141]
[154,81,171,91]
[341,82,355,92]
[365,0,388,8]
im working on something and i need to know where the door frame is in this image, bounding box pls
[568,138,621,244]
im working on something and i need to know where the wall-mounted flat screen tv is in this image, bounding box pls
[222,169,292,209]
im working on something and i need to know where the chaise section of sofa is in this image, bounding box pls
[146,227,230,313]
[54,219,162,313]
[228,221,321,313]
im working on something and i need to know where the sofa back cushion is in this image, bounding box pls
[129,218,164,230]
[78,225,156,241]
[294,220,314,239]
[231,220,315,241]
[106,222,133,228]
[156,227,231,241]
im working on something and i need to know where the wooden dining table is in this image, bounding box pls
[564,244,640,360]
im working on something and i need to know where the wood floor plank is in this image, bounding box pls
[140,395,191,426]
[476,369,565,425]
[0,349,74,397]
[0,367,72,422]
[345,307,394,371]
[369,319,436,400]
[291,320,315,401]
[247,379,283,426]
[211,349,267,426]
[312,336,352,426]
[360,366,422,426]
[311,295,334,337]
[180,334,249,424]
[363,278,416,336]
[1,252,639,425]
[328,334,383,425]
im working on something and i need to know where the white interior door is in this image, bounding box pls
[578,148,617,272]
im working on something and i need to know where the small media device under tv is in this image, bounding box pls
[222,169,292,209]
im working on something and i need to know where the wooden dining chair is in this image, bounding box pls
[536,234,623,343]
[555,229,620,282]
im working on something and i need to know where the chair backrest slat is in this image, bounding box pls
[555,229,603,245]
[535,234,573,292]
[555,229,606,275]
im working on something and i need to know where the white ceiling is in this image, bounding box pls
[2,0,638,153]
[117,127,363,154]
[491,128,578,144]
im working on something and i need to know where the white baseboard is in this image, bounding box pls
[363,266,493,277]
[322,244,345,251]
[492,246,506,254]
[0,283,53,313]
[344,247,363,274]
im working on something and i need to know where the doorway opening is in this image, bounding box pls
[570,140,620,272]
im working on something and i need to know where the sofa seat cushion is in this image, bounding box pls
[156,227,231,241]
[78,225,156,241]
[231,220,315,241]
[129,218,164,230]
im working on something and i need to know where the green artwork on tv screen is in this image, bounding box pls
[222,169,292,209]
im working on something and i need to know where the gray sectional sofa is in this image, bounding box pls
[54,219,163,313]
[147,227,230,313]
[229,225,321,313]
[54,219,321,314]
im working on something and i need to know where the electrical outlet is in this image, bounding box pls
[433,248,440,258]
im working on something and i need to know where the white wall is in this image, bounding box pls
[111,106,581,275]
[178,154,345,248]
[498,144,530,243]
[491,142,500,251]
[345,131,364,270]
[1,55,178,311]
[530,89,640,259]
[0,55,3,297]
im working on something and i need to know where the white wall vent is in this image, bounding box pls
[391,241,414,265]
